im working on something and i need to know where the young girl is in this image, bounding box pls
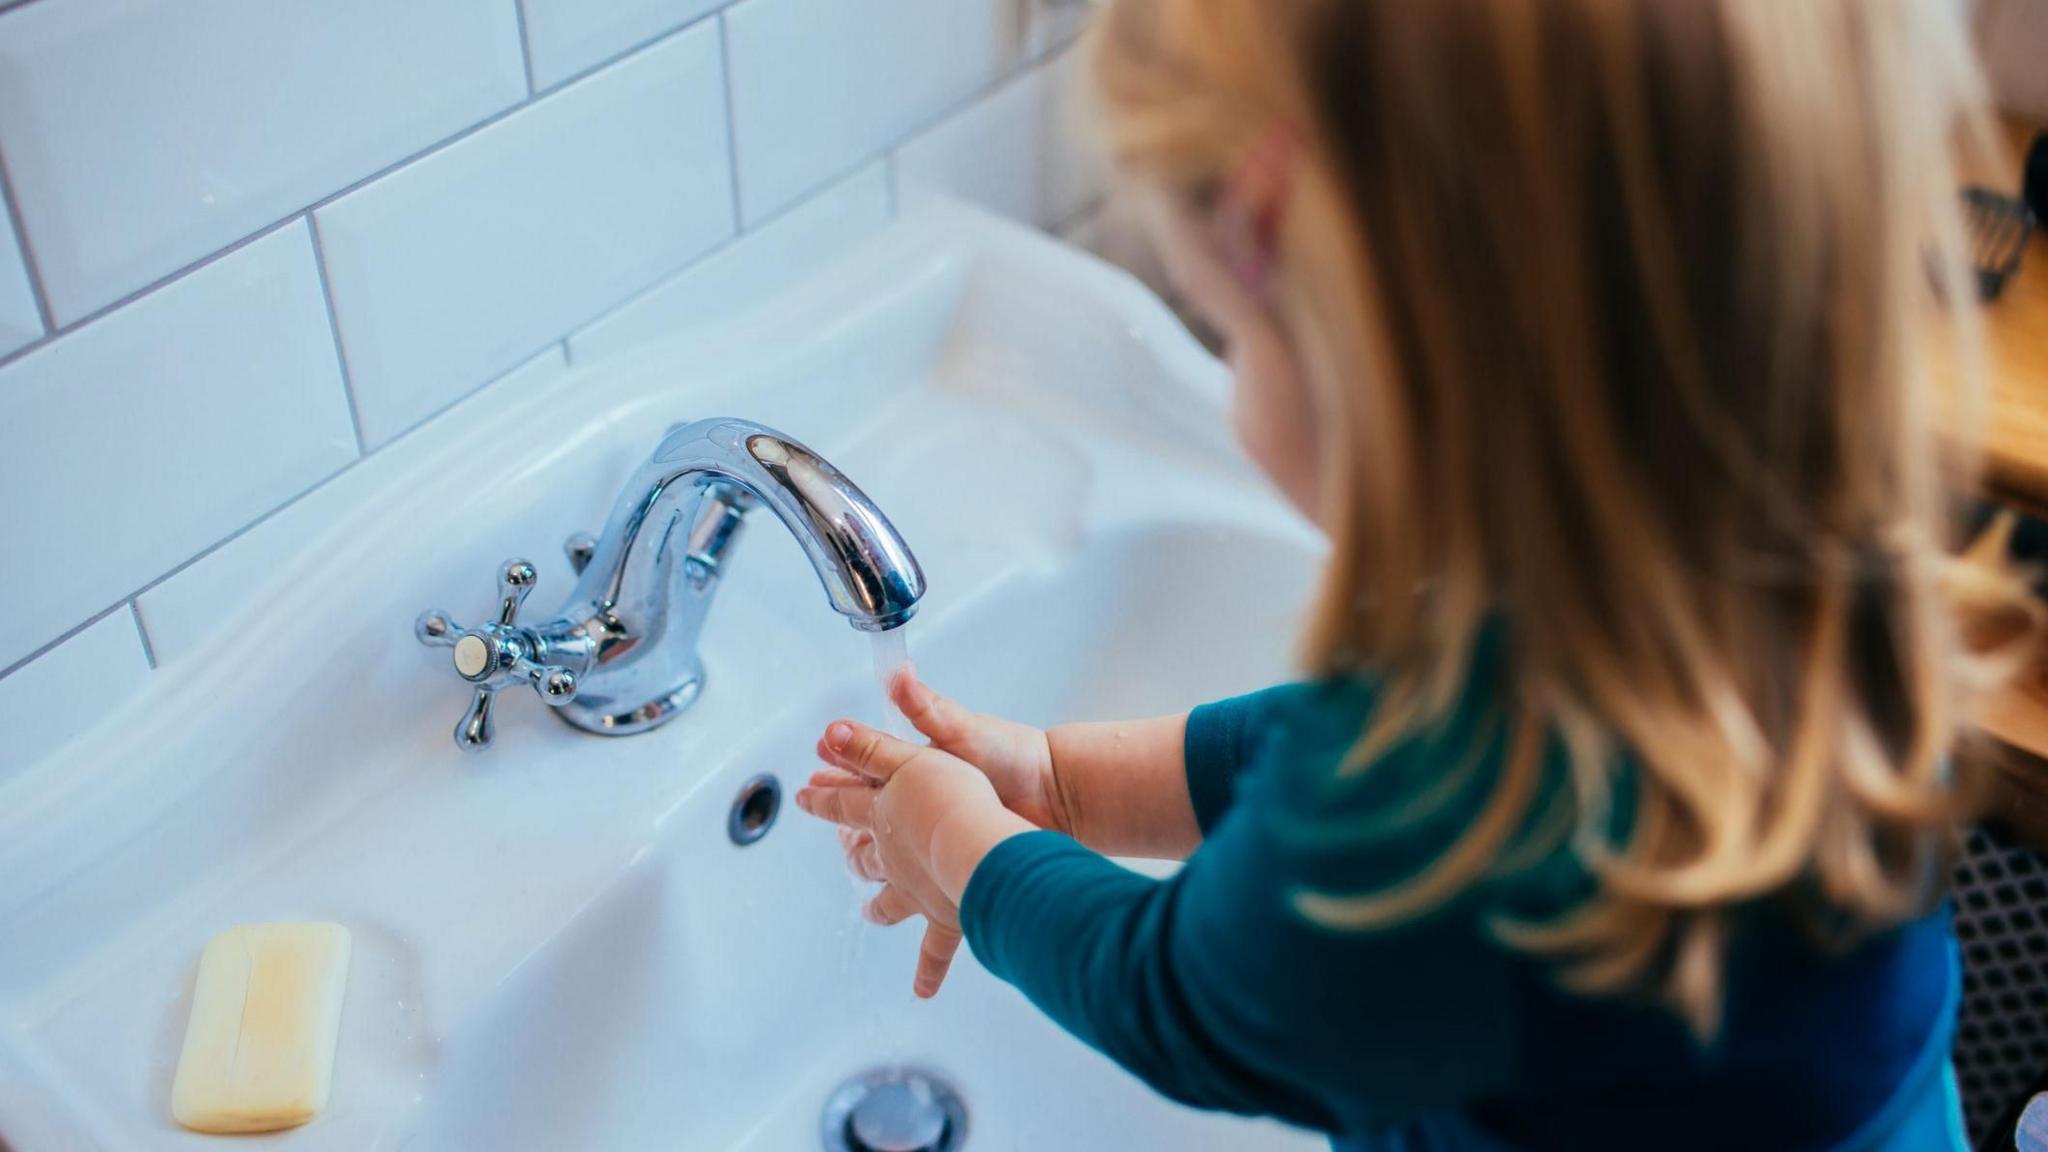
[795,1,2036,1147]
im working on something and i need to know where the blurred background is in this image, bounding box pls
[1979,0,2047,122]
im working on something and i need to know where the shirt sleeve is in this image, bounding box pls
[1183,685,1310,835]
[959,768,1521,1136]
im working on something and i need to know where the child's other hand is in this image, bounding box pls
[796,719,1032,997]
[885,668,1070,835]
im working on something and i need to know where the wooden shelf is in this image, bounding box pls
[1981,656,2048,846]
[1934,117,2048,829]
[1933,116,2048,510]
[1941,117,2048,513]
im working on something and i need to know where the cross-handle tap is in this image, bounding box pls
[415,559,581,750]
[414,418,925,752]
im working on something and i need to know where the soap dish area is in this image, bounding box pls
[0,205,1321,1152]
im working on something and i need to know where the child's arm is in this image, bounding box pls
[1045,717,1204,857]
[799,716,1517,1131]
[887,671,1204,858]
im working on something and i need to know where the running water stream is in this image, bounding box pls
[842,624,919,1059]
[868,624,916,739]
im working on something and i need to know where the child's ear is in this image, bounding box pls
[1217,126,1298,294]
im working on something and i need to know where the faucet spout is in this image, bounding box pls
[638,419,925,631]
[554,417,925,735]
[415,417,925,748]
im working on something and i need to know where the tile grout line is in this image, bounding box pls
[0,213,305,375]
[508,0,539,97]
[130,602,159,671]
[358,341,560,456]
[0,150,862,685]
[4,320,580,680]
[561,162,880,361]
[708,14,1048,230]
[757,67,1019,228]
[532,6,726,98]
[0,140,58,335]
[769,44,1046,227]
[0,313,541,686]
[715,11,747,233]
[0,90,520,375]
[899,40,1042,148]
[0,12,733,376]
[304,213,370,458]
[0,604,132,683]
[0,4,999,685]
[0,450,359,683]
[3,237,743,683]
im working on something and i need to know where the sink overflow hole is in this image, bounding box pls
[728,774,781,846]
[822,1067,967,1152]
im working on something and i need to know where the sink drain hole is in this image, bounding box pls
[822,1067,967,1152]
[728,774,781,846]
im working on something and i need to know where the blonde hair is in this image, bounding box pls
[1092,0,2040,1033]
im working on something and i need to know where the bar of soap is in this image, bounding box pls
[171,922,350,1134]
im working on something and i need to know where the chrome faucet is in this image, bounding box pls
[415,418,925,751]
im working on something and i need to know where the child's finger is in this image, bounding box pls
[914,925,962,998]
[865,883,918,926]
[839,827,886,881]
[809,767,868,790]
[891,672,976,751]
[820,720,921,783]
[794,781,875,829]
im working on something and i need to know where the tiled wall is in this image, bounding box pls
[0,0,1108,767]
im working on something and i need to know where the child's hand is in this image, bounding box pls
[884,668,1071,835]
[796,719,1033,997]
[819,669,1065,904]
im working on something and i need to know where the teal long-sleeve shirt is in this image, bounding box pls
[956,672,1959,1150]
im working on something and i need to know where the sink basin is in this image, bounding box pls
[0,205,1326,1152]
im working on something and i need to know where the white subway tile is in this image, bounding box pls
[896,48,1107,231]
[569,162,890,364]
[725,0,1020,225]
[0,0,525,325]
[0,612,151,780]
[138,347,569,667]
[0,210,39,357]
[0,223,356,671]
[315,25,735,450]
[521,0,724,90]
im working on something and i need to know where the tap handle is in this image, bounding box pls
[415,609,462,647]
[415,558,577,752]
[456,687,495,750]
[530,663,579,702]
[495,559,537,625]
[443,662,574,752]
[563,532,597,575]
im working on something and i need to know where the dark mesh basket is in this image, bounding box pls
[1953,825,2048,1149]
[1965,188,2034,302]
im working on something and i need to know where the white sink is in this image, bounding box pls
[0,206,1326,1152]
